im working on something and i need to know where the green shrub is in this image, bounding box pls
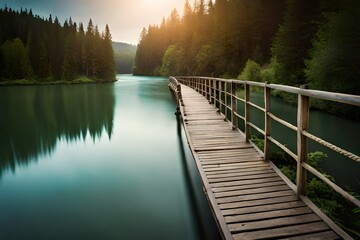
[238,59,261,82]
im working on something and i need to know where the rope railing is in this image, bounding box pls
[172,76,360,209]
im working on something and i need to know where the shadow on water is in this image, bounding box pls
[176,115,221,240]
[0,83,115,177]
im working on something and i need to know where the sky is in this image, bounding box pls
[0,0,194,44]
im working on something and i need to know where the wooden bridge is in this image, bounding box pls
[169,76,360,240]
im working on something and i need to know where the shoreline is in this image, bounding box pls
[0,78,118,87]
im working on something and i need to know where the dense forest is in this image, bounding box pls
[0,7,115,83]
[134,0,360,96]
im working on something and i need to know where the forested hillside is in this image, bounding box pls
[0,7,115,83]
[112,41,136,74]
[134,0,360,96]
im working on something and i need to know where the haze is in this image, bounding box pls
[0,0,194,44]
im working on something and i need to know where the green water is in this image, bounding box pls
[0,75,220,240]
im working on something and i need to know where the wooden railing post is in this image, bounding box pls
[245,83,250,142]
[210,79,212,102]
[231,81,237,130]
[207,79,210,101]
[202,78,205,96]
[214,80,217,108]
[264,83,271,161]
[296,85,310,196]
[219,81,222,113]
[224,82,228,120]
[198,78,200,92]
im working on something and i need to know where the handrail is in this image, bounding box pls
[168,76,182,116]
[176,76,360,106]
[172,76,360,209]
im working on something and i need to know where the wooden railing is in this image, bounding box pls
[171,76,360,209]
[168,77,183,116]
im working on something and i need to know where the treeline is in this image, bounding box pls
[134,0,360,96]
[0,7,115,82]
[134,0,285,77]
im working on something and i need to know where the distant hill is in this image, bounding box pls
[112,42,137,54]
[112,41,137,74]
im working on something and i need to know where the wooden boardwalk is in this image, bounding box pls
[178,84,342,240]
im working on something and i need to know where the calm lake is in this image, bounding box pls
[0,75,221,240]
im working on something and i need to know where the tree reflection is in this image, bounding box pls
[0,83,115,176]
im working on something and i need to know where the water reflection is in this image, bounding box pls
[0,84,115,176]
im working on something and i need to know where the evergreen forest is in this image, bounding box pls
[0,7,115,83]
[134,0,360,96]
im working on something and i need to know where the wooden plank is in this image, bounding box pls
[207,168,274,179]
[211,175,283,188]
[215,185,291,198]
[229,213,320,232]
[204,161,267,172]
[202,161,266,168]
[194,145,252,151]
[212,180,286,193]
[233,222,330,240]
[216,190,295,204]
[206,165,272,175]
[200,153,262,160]
[208,172,280,184]
[219,195,300,210]
[225,206,313,223]
[284,230,340,240]
[204,163,269,172]
[201,156,264,163]
[222,200,306,216]
[199,151,258,158]
[193,141,249,146]
[201,158,264,165]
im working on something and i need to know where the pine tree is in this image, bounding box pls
[38,37,51,80]
[85,19,94,77]
[271,0,321,85]
[77,23,86,75]
[99,24,115,81]
[62,20,78,80]
[50,17,64,80]
[27,30,41,76]
[93,25,101,78]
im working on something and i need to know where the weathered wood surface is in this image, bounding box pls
[178,84,343,240]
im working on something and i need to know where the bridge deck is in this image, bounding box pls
[178,84,341,240]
